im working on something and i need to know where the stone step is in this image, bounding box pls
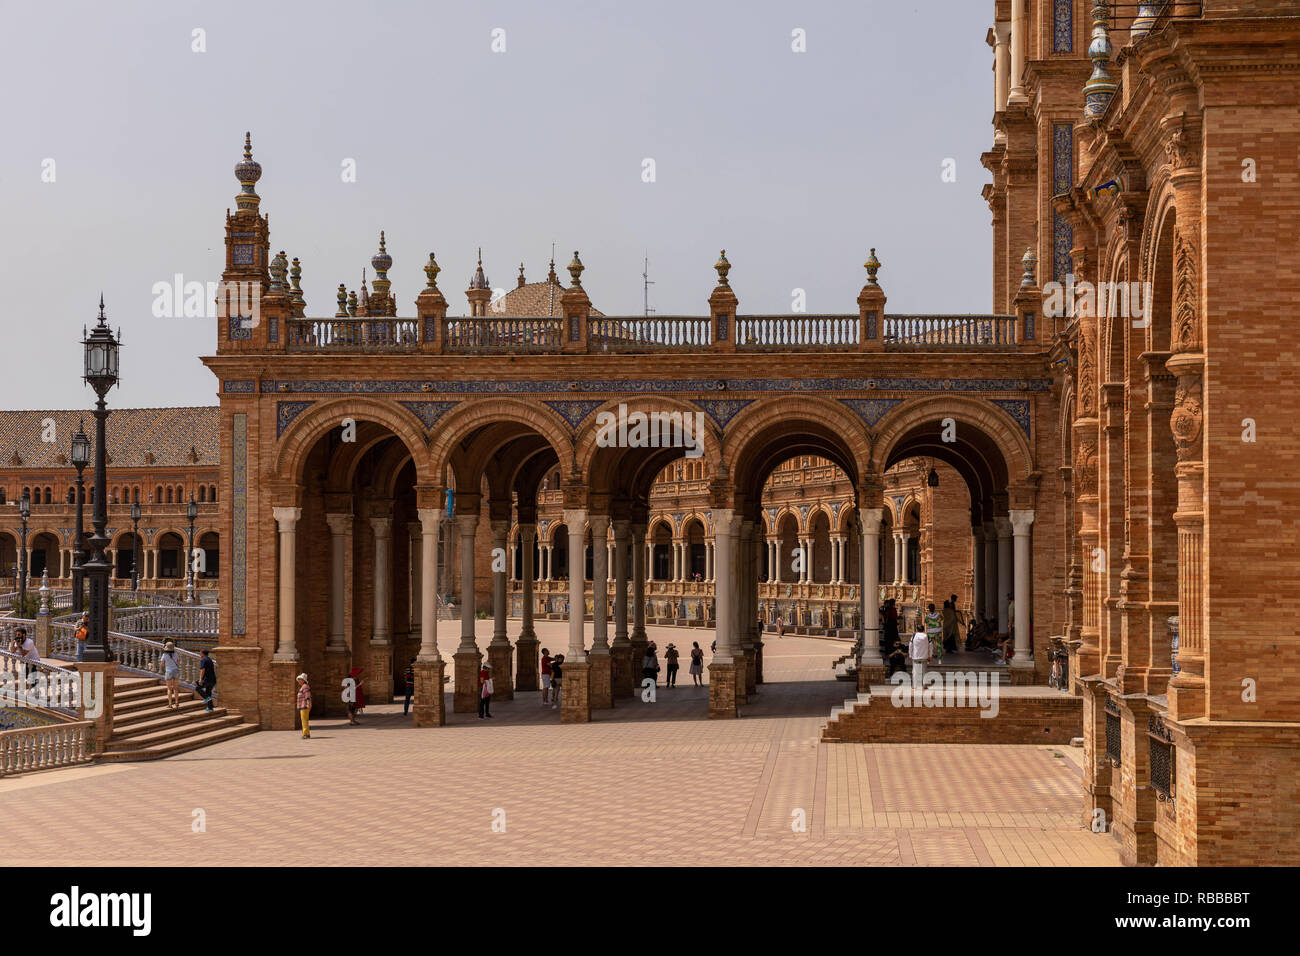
[98,722,258,762]
[114,698,214,730]
[108,711,244,749]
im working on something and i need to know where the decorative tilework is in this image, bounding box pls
[268,316,278,344]
[1053,123,1075,283]
[839,398,902,427]
[260,376,1053,395]
[1053,0,1073,53]
[233,245,254,266]
[672,512,685,533]
[694,399,753,430]
[227,316,252,341]
[276,401,313,438]
[543,400,604,428]
[0,707,61,730]
[231,413,247,636]
[799,505,811,522]
[398,401,458,431]
[831,502,842,521]
[223,380,256,394]
[716,315,729,342]
[991,399,1031,436]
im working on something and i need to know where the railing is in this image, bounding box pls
[444,317,564,351]
[0,721,93,776]
[884,315,1017,346]
[287,317,420,349]
[589,317,712,349]
[48,623,203,688]
[0,647,83,716]
[112,604,219,638]
[736,315,859,347]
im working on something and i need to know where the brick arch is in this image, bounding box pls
[273,397,433,487]
[870,395,1033,488]
[771,506,801,535]
[576,396,723,497]
[647,515,675,540]
[428,398,574,493]
[804,502,835,533]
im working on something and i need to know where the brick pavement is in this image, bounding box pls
[0,624,1119,866]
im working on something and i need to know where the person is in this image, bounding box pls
[887,640,909,678]
[196,648,216,712]
[941,600,960,655]
[478,663,494,719]
[642,641,660,687]
[1007,593,1016,641]
[74,612,90,662]
[883,598,899,649]
[295,673,312,738]
[550,653,564,710]
[710,639,716,654]
[664,643,680,687]
[346,665,365,724]
[403,658,416,715]
[776,614,785,638]
[908,623,930,688]
[9,626,39,687]
[688,641,704,686]
[924,603,943,663]
[540,647,553,705]
[161,640,181,709]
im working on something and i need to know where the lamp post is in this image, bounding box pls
[131,500,142,594]
[80,296,121,664]
[70,422,90,612]
[185,494,198,604]
[17,489,30,614]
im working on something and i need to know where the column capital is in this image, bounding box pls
[325,512,353,535]
[519,522,537,543]
[994,516,1013,536]
[489,518,510,538]
[710,507,736,536]
[417,507,441,529]
[1008,508,1035,535]
[611,518,631,538]
[272,506,301,531]
[588,513,610,536]
[455,513,479,536]
[859,505,884,535]
[369,514,393,538]
[563,508,588,529]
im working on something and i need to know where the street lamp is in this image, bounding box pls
[131,500,142,594]
[17,489,30,614]
[70,422,90,612]
[80,295,121,664]
[185,494,198,604]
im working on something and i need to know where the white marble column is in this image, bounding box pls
[706,541,715,581]
[457,514,478,653]
[996,516,1013,634]
[1009,509,1034,667]
[711,509,736,660]
[972,525,986,620]
[417,508,441,660]
[370,515,392,648]
[1008,0,1027,104]
[899,533,912,586]
[993,22,1010,131]
[983,521,998,621]
[325,514,351,651]
[409,523,421,635]
[860,508,883,667]
[565,509,587,660]
[273,506,301,660]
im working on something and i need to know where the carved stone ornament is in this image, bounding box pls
[1075,435,1099,494]
[1173,229,1200,351]
[1170,378,1204,460]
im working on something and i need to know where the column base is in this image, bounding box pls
[629,638,648,687]
[319,647,350,716]
[611,643,634,698]
[487,643,514,700]
[453,649,482,713]
[1009,658,1038,686]
[209,646,263,726]
[708,660,738,718]
[514,636,539,692]
[268,658,301,731]
[369,642,394,704]
[560,660,591,723]
[588,651,613,708]
[857,663,886,692]
[72,661,118,753]
[412,658,446,727]
[743,647,757,696]
[753,639,764,684]
[734,656,748,705]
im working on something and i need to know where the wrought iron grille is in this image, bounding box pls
[1149,715,1176,801]
[1105,697,1122,767]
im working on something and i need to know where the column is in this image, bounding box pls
[515,523,539,692]
[630,521,649,676]
[542,544,552,581]
[408,522,422,638]
[706,540,715,581]
[773,539,782,583]
[272,507,301,660]
[561,509,591,722]
[1008,0,1026,103]
[487,518,513,700]
[972,525,986,620]
[858,507,884,686]
[708,508,739,718]
[983,521,998,622]
[611,519,633,698]
[368,515,393,703]
[996,516,1012,635]
[1009,509,1034,671]
[413,506,445,726]
[891,533,901,584]
[452,513,481,713]
[738,519,756,697]
[899,533,911,585]
[993,22,1010,118]
[588,514,612,708]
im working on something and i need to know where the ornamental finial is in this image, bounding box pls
[568,251,584,287]
[1021,245,1037,287]
[1083,2,1118,117]
[424,252,441,290]
[714,250,731,287]
[864,247,881,285]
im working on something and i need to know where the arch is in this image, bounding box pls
[576,396,724,499]
[427,398,573,493]
[273,397,434,488]
[869,395,1034,489]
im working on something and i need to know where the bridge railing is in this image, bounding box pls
[287,318,421,349]
[0,647,83,716]
[444,317,564,351]
[884,314,1018,346]
[589,316,712,349]
[0,721,94,776]
[111,604,218,639]
[47,622,203,688]
[735,315,860,347]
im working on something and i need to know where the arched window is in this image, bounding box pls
[155,485,163,503]
[209,484,217,503]
[198,486,206,503]
[0,489,6,504]
[22,486,30,500]
[166,487,173,504]
[66,487,75,504]
[133,487,140,504]
[44,487,52,504]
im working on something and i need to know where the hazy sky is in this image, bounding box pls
[3,0,995,411]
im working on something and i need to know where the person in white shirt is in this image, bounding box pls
[908,625,930,688]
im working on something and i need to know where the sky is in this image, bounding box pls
[2,0,997,411]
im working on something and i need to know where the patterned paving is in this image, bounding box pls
[0,624,1119,866]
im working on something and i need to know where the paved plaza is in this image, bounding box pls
[0,624,1118,866]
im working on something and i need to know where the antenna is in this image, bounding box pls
[643,253,655,317]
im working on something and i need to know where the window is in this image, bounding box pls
[166,487,173,504]
[156,485,163,503]
[199,486,206,503]
[210,484,217,502]
[133,487,140,504]
[44,487,52,504]
[66,487,75,503]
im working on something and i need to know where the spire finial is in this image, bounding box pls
[424,252,441,290]
[470,248,489,290]
[864,247,881,285]
[379,230,386,252]
[234,131,263,212]
[1083,2,1118,117]
[568,250,584,288]
[1021,245,1037,287]
[713,250,731,287]
[336,284,348,318]
[243,131,252,160]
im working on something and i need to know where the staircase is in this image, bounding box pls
[99,677,257,762]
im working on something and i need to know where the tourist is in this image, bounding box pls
[776,614,785,638]
[883,599,900,649]
[1007,593,1016,642]
[924,603,943,663]
[74,612,90,661]
[642,641,660,687]
[688,641,704,686]
[196,648,216,712]
[161,640,181,709]
[551,653,564,710]
[403,658,416,715]
[478,663,494,719]
[664,643,680,687]
[540,647,553,704]
[346,665,365,724]
[908,622,930,688]
[295,673,312,738]
[887,640,908,678]
[941,600,960,655]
